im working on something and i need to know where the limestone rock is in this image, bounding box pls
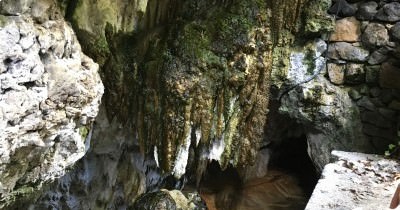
[305,151,400,210]
[280,74,369,170]
[375,2,400,22]
[0,16,103,208]
[345,63,365,84]
[356,1,378,20]
[327,63,345,85]
[0,0,32,15]
[362,23,389,49]
[330,17,361,42]
[390,22,400,41]
[327,42,369,61]
[379,61,400,89]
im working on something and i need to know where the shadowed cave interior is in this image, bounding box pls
[191,134,319,210]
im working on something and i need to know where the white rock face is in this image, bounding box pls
[306,151,400,210]
[0,16,103,206]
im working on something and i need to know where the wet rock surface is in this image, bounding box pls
[306,151,400,210]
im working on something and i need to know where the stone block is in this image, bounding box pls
[368,47,389,65]
[379,62,400,89]
[391,22,400,41]
[330,17,361,42]
[356,1,378,21]
[327,42,369,62]
[375,2,400,22]
[345,63,365,84]
[357,96,376,111]
[348,89,362,100]
[327,63,345,85]
[365,65,380,85]
[361,23,389,49]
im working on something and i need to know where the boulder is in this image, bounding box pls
[330,17,361,42]
[375,2,400,22]
[356,1,378,20]
[305,151,400,210]
[362,23,389,49]
[327,42,369,61]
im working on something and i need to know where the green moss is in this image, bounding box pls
[0,185,41,209]
[0,15,8,28]
[303,0,334,34]
[79,126,89,139]
[303,48,317,74]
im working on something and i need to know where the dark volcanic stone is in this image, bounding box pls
[329,0,357,17]
[356,1,378,20]
[375,2,400,22]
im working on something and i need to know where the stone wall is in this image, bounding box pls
[276,0,400,170]
[326,0,400,152]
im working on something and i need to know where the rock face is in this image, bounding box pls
[306,151,400,210]
[0,1,103,208]
[3,0,400,209]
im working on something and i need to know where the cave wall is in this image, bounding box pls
[2,0,400,209]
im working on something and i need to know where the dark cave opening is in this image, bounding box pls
[268,134,320,197]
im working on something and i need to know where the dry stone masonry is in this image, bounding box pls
[326,0,400,153]
[276,0,400,171]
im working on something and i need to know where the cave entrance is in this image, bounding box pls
[198,161,242,210]
[268,134,319,198]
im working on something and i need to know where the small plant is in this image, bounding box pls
[385,131,400,158]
